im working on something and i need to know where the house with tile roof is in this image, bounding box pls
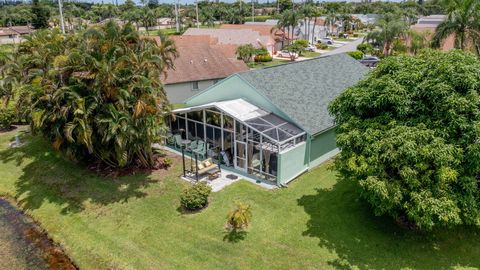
[168,53,369,185]
[408,15,455,52]
[183,25,284,56]
[0,25,33,44]
[159,35,249,103]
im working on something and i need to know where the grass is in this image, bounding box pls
[247,59,290,69]
[2,129,480,269]
[302,51,322,58]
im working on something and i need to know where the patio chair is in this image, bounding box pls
[186,140,199,153]
[174,134,189,149]
[193,141,207,160]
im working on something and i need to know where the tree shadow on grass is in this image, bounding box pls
[223,230,247,243]
[0,134,157,214]
[297,178,480,270]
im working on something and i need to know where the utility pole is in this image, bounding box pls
[195,0,199,28]
[251,0,254,23]
[174,0,180,33]
[58,0,65,34]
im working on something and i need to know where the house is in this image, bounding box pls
[408,15,455,51]
[183,24,285,55]
[0,25,33,44]
[168,53,369,185]
[160,35,248,103]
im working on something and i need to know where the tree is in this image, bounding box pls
[226,202,252,231]
[285,42,303,60]
[236,44,256,63]
[329,50,480,230]
[10,22,177,168]
[31,0,50,29]
[366,12,408,57]
[431,0,480,55]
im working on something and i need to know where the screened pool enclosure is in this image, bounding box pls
[168,99,306,183]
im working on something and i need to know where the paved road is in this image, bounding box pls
[322,37,365,56]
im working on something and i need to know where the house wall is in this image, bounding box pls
[165,79,218,104]
[308,128,338,168]
[277,142,308,185]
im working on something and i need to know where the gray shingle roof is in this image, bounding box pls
[238,53,369,135]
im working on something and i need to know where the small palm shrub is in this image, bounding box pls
[0,109,15,130]
[357,43,373,54]
[225,202,252,231]
[180,182,212,211]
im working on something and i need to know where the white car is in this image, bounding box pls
[306,44,316,52]
[318,37,334,45]
[277,50,298,59]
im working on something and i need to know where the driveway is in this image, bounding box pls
[322,37,365,56]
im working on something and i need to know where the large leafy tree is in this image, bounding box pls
[329,50,480,230]
[10,21,177,168]
[431,0,480,55]
[31,0,50,29]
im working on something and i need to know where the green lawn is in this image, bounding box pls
[1,128,480,269]
[247,59,290,69]
[302,51,322,58]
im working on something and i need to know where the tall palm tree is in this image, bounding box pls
[366,13,408,57]
[431,0,480,55]
[8,22,178,168]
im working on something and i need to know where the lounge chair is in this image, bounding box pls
[174,134,190,149]
[193,158,220,176]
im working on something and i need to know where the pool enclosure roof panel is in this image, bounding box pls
[173,99,305,143]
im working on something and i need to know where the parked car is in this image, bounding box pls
[306,44,316,52]
[359,55,380,68]
[318,37,334,45]
[277,50,298,59]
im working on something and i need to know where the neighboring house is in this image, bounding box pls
[408,15,455,51]
[184,25,284,55]
[296,18,329,44]
[160,35,248,103]
[169,53,369,186]
[0,25,33,44]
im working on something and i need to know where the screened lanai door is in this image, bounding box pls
[234,121,248,171]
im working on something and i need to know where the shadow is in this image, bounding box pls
[223,230,247,243]
[0,133,159,214]
[297,178,480,269]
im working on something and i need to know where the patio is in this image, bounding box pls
[157,145,277,191]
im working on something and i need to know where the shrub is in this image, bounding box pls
[180,182,212,211]
[316,43,328,50]
[254,54,273,62]
[226,202,252,231]
[347,50,364,60]
[294,39,308,48]
[357,43,373,54]
[0,109,15,130]
[163,157,173,169]
[337,32,344,38]
[353,33,359,37]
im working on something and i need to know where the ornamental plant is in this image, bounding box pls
[180,182,212,211]
[329,49,480,230]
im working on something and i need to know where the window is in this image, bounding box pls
[192,81,199,90]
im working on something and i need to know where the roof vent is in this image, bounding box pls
[204,58,208,62]
[190,60,193,64]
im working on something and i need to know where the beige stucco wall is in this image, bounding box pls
[164,79,219,104]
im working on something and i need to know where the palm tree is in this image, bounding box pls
[8,22,178,168]
[431,0,480,55]
[366,13,408,57]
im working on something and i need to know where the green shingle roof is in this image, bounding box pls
[238,53,369,135]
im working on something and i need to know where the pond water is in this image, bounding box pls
[0,198,77,270]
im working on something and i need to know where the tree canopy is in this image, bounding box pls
[329,49,480,230]
[6,21,177,168]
